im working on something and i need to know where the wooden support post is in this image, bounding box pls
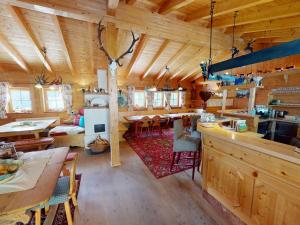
[106,22,120,167]
[248,87,256,113]
[221,89,227,117]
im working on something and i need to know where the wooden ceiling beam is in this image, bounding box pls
[186,0,272,22]
[5,1,239,50]
[7,5,52,72]
[158,0,196,15]
[52,15,75,75]
[225,16,300,36]
[0,33,29,72]
[242,28,300,40]
[156,43,191,80]
[142,39,170,79]
[126,0,136,5]
[213,1,300,28]
[254,37,295,44]
[126,34,149,78]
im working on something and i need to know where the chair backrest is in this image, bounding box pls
[190,115,200,131]
[174,119,184,140]
[152,115,161,126]
[69,154,78,195]
[141,116,151,127]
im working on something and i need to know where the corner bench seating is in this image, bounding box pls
[50,125,85,148]
[13,137,55,152]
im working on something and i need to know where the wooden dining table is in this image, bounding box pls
[0,147,69,224]
[0,119,57,139]
[124,112,201,123]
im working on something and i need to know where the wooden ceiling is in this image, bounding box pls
[0,0,299,85]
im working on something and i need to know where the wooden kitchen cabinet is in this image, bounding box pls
[205,148,255,217]
[251,175,300,225]
[199,125,300,225]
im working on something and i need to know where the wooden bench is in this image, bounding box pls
[12,137,55,152]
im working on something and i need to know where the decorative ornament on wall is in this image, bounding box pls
[117,89,128,107]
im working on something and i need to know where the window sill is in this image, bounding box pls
[133,107,147,111]
[7,112,33,115]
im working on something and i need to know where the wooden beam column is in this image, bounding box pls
[106,22,120,167]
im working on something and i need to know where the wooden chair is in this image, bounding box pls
[33,152,78,225]
[137,116,152,136]
[151,115,162,135]
[171,119,201,180]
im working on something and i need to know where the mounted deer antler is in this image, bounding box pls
[97,20,139,67]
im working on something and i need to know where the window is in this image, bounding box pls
[134,91,146,108]
[43,88,65,112]
[153,92,164,108]
[9,88,32,113]
[170,91,179,107]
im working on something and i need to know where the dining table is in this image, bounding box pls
[124,112,201,123]
[0,147,69,224]
[123,112,201,137]
[0,119,57,139]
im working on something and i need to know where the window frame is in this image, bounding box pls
[42,87,66,113]
[8,87,33,114]
[169,91,180,108]
[133,90,147,109]
[153,91,164,109]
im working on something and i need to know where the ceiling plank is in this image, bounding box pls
[142,39,170,79]
[107,0,119,15]
[225,16,300,36]
[186,0,273,22]
[108,0,119,9]
[180,67,200,81]
[169,47,207,80]
[52,15,75,75]
[242,28,300,40]
[213,1,300,28]
[5,1,239,50]
[126,0,136,5]
[0,65,5,73]
[158,0,196,15]
[0,32,29,72]
[7,5,52,72]
[156,43,191,80]
[126,34,149,78]
[254,37,296,44]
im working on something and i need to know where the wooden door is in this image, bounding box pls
[251,175,300,225]
[205,149,255,216]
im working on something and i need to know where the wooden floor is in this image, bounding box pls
[73,142,229,225]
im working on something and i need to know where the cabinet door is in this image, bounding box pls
[251,176,300,225]
[206,149,254,216]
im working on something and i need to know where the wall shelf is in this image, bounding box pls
[269,104,300,108]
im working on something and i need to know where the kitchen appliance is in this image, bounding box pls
[277,110,288,118]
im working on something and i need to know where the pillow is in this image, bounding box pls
[79,116,85,128]
[73,114,81,126]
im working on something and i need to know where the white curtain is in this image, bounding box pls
[59,84,73,114]
[180,91,186,108]
[127,85,135,111]
[0,82,9,119]
[164,92,171,111]
[146,91,154,110]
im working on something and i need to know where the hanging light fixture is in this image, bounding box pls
[231,11,239,59]
[199,0,221,89]
[35,47,48,89]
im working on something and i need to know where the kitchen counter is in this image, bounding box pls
[217,109,260,132]
[198,122,300,225]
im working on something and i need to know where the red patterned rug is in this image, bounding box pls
[126,129,194,179]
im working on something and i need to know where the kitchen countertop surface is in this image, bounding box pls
[197,122,300,165]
